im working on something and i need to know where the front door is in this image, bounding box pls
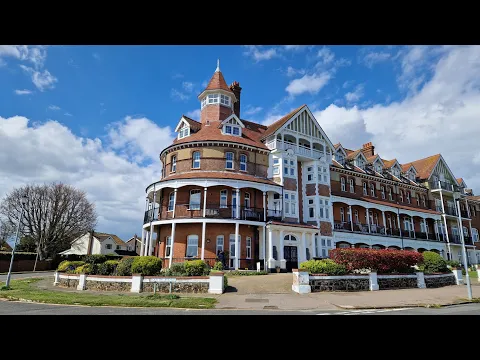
[284,246,298,272]
[229,235,241,269]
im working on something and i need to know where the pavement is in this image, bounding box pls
[0,271,56,282]
[2,271,480,312]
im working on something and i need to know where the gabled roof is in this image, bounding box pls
[219,114,245,128]
[126,235,140,244]
[175,115,202,132]
[347,149,366,161]
[334,143,347,156]
[382,158,401,170]
[366,154,383,165]
[406,154,441,180]
[401,163,417,174]
[260,105,306,140]
[457,178,467,187]
[93,232,126,246]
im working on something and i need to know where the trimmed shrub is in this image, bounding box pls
[446,260,461,269]
[131,256,162,276]
[57,260,85,273]
[74,263,94,274]
[83,254,107,265]
[299,259,348,276]
[329,248,423,274]
[115,257,136,276]
[97,260,120,276]
[184,260,210,276]
[420,251,449,273]
[226,270,268,276]
[213,261,224,271]
[170,262,187,276]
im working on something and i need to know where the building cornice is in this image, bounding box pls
[160,140,270,159]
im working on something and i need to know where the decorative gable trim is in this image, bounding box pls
[429,155,457,182]
[335,144,347,156]
[174,117,191,132]
[220,114,245,128]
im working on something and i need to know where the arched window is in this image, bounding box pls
[225,152,234,169]
[284,234,297,241]
[341,177,346,191]
[240,154,247,171]
[192,151,200,169]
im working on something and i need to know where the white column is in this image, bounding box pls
[203,187,207,217]
[411,217,416,239]
[169,223,176,268]
[143,231,149,256]
[235,222,239,270]
[301,232,306,263]
[279,230,285,261]
[315,160,320,229]
[382,211,386,234]
[365,208,371,233]
[140,229,145,257]
[434,220,440,241]
[397,214,402,234]
[438,184,452,258]
[466,199,471,218]
[349,205,354,231]
[201,221,206,260]
[469,221,473,244]
[268,227,274,261]
[149,224,155,255]
[263,192,267,222]
[262,225,266,260]
[172,188,178,219]
[424,218,429,239]
[236,188,240,219]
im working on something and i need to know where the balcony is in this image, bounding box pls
[448,234,474,246]
[444,207,458,216]
[333,222,444,242]
[266,139,324,159]
[144,205,282,224]
[429,180,464,192]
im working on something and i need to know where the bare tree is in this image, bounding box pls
[0,183,97,259]
[0,219,13,250]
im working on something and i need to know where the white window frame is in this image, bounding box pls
[192,151,201,169]
[354,210,359,223]
[406,191,411,204]
[349,178,355,193]
[284,191,297,217]
[399,190,404,202]
[240,154,247,172]
[220,94,231,106]
[370,183,375,197]
[381,186,385,200]
[318,197,330,220]
[178,123,190,139]
[422,195,426,207]
[220,190,228,208]
[246,237,252,259]
[165,236,172,257]
[318,166,328,183]
[284,159,296,178]
[341,177,346,191]
[273,158,280,175]
[316,236,332,258]
[186,235,199,258]
[244,192,251,209]
[168,192,175,211]
[388,187,393,201]
[216,235,224,254]
[222,118,241,136]
[106,244,112,250]
[307,166,314,183]
[363,182,368,196]
[340,207,345,222]
[416,194,420,206]
[171,155,177,172]
[472,228,479,242]
[308,198,315,219]
[189,189,201,210]
[225,152,234,169]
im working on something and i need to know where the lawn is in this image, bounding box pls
[0,278,217,309]
[467,271,478,279]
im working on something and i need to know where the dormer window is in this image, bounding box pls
[356,158,365,169]
[222,118,242,137]
[336,153,345,165]
[178,124,190,139]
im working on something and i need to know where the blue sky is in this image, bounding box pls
[1,45,479,242]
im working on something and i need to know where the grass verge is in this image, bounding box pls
[0,278,217,309]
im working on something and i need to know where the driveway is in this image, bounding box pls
[226,273,292,294]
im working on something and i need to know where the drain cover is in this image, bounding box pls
[245,298,269,303]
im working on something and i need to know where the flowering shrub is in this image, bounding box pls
[329,248,423,274]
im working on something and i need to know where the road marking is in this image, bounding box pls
[316,308,412,315]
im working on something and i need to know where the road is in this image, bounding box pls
[0,271,56,282]
[0,301,479,315]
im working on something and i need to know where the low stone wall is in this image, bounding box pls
[377,275,418,290]
[424,273,456,288]
[54,272,224,294]
[310,275,370,292]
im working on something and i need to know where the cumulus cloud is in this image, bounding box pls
[0,115,172,240]
[344,84,365,103]
[361,51,391,68]
[243,45,278,62]
[286,72,331,96]
[14,89,33,95]
[185,109,201,119]
[20,65,58,91]
[244,106,263,117]
[314,45,480,192]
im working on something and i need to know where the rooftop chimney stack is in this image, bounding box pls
[361,142,375,157]
[230,81,242,118]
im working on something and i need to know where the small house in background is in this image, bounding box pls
[125,234,142,255]
[59,231,136,256]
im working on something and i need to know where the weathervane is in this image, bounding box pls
[216,58,220,72]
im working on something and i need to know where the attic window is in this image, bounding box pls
[178,122,190,139]
[222,118,242,137]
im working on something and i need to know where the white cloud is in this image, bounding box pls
[313,45,480,193]
[170,88,190,101]
[185,109,201,119]
[20,65,58,91]
[317,47,335,64]
[345,84,365,103]
[48,105,61,111]
[64,112,73,117]
[243,45,278,62]
[286,66,305,77]
[285,72,331,96]
[0,115,173,240]
[14,89,33,95]
[362,51,391,68]
[244,106,263,117]
[182,81,194,93]
[284,45,305,51]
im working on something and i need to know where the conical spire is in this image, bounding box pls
[201,61,234,94]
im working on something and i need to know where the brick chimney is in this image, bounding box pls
[361,142,375,157]
[230,81,242,118]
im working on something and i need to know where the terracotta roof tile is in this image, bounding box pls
[331,159,343,168]
[405,154,441,180]
[203,71,233,94]
[268,221,318,229]
[260,105,306,140]
[94,232,126,246]
[346,149,362,160]
[457,178,464,185]
[359,197,441,215]
[181,115,202,132]
[382,158,398,169]
[334,143,341,149]
[401,163,414,172]
[160,171,281,187]
[366,155,378,163]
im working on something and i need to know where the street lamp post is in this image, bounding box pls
[455,198,472,300]
[5,195,28,288]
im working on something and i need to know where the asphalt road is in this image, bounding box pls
[0,301,479,315]
[0,271,56,282]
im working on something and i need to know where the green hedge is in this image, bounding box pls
[83,254,108,265]
[97,260,120,275]
[184,260,210,276]
[131,256,162,276]
[299,259,348,276]
[115,257,136,276]
[74,263,94,274]
[213,261,224,271]
[57,260,85,273]
[419,251,449,274]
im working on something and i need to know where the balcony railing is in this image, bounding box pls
[448,234,474,246]
[460,210,470,218]
[144,204,282,224]
[444,207,458,216]
[334,222,443,242]
[265,139,325,159]
[429,180,464,192]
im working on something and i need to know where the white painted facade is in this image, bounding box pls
[60,233,126,255]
